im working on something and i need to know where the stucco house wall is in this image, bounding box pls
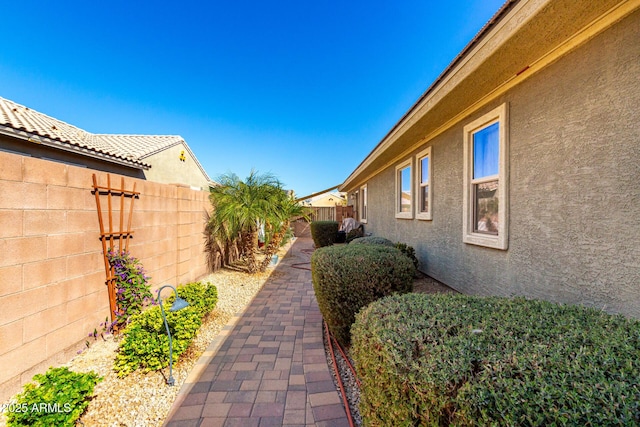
[351,6,640,317]
[142,142,211,190]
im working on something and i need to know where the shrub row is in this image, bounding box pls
[352,293,640,426]
[113,281,218,377]
[350,235,420,271]
[311,244,415,347]
[310,220,339,247]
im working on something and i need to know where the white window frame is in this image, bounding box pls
[415,146,432,220]
[395,159,413,219]
[462,103,509,250]
[360,184,368,223]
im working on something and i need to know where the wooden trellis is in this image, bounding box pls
[92,173,139,326]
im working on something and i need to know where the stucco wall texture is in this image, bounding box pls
[0,151,211,401]
[143,143,211,190]
[362,10,640,318]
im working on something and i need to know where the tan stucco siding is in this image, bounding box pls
[359,8,640,317]
[143,143,210,190]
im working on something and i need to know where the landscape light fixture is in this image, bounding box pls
[157,285,189,386]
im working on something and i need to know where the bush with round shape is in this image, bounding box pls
[345,227,363,243]
[310,220,339,247]
[311,244,414,347]
[349,236,394,246]
[352,293,640,426]
[113,281,218,377]
[394,242,419,270]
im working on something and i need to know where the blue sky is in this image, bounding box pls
[1,1,504,197]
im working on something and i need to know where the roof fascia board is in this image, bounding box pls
[340,0,639,192]
[0,126,149,170]
[340,0,541,192]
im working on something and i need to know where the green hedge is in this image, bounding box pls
[345,227,363,243]
[113,281,218,377]
[310,221,339,247]
[352,293,640,426]
[394,242,419,270]
[350,236,394,246]
[311,244,414,347]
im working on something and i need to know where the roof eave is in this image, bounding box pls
[339,0,637,193]
[0,125,150,170]
[339,0,521,192]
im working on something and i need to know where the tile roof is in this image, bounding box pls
[0,96,191,170]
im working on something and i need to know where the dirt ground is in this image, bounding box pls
[412,272,458,294]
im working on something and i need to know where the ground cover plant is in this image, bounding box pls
[352,293,640,426]
[113,281,218,377]
[6,367,102,427]
[311,244,414,347]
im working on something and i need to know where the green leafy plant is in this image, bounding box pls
[6,367,101,427]
[352,293,640,426]
[310,221,339,248]
[207,170,287,274]
[345,227,363,243]
[107,250,154,331]
[394,242,419,270]
[164,281,218,319]
[350,236,394,246]
[113,303,202,377]
[311,244,414,347]
[113,281,218,377]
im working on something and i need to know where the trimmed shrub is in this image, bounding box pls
[310,221,339,247]
[350,236,394,246]
[7,367,101,427]
[394,242,419,270]
[113,281,218,377]
[166,281,218,318]
[345,227,363,243]
[311,244,414,347]
[352,293,640,426]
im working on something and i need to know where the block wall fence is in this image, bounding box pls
[0,151,211,401]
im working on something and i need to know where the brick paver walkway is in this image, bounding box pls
[164,237,349,427]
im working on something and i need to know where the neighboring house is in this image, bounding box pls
[302,192,347,207]
[340,0,640,317]
[0,97,212,190]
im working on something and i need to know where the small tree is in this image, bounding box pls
[207,170,283,274]
[258,192,309,272]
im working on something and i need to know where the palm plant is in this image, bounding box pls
[258,191,309,272]
[208,171,283,274]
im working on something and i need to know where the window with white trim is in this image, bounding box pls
[415,147,432,220]
[463,103,509,249]
[360,184,368,223]
[395,159,413,219]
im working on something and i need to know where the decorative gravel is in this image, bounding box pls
[0,257,283,427]
[1,246,455,427]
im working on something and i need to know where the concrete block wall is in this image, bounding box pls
[0,151,211,402]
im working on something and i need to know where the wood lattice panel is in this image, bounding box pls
[92,173,139,326]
